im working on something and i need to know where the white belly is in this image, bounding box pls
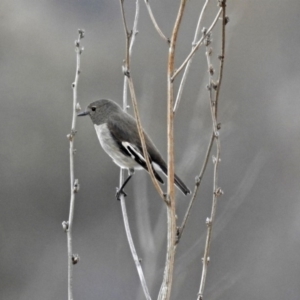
[94,124,141,169]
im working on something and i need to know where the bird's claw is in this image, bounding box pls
[116,187,127,201]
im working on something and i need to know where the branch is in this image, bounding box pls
[197,1,227,299]
[120,0,164,200]
[119,2,152,300]
[120,0,131,72]
[143,0,169,43]
[129,0,139,54]
[119,175,152,300]
[177,29,216,243]
[171,8,222,81]
[173,0,211,112]
[63,29,84,300]
[214,4,227,118]
[157,1,187,299]
[176,131,214,243]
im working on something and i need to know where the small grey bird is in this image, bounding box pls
[78,99,190,199]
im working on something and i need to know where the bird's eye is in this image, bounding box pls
[91,106,96,112]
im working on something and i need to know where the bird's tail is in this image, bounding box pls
[174,173,191,195]
[154,163,191,196]
[152,168,164,184]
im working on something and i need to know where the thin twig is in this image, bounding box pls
[144,0,169,43]
[63,29,84,300]
[176,132,214,243]
[157,1,187,299]
[120,181,152,300]
[171,8,222,81]
[120,0,164,200]
[173,0,211,112]
[214,5,226,118]
[120,0,131,72]
[197,1,226,299]
[129,0,139,54]
[176,32,215,243]
[118,1,152,300]
[205,36,219,133]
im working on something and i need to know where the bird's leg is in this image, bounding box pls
[116,169,134,200]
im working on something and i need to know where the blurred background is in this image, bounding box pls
[1,0,300,299]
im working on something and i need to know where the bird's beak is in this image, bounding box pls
[77,110,90,117]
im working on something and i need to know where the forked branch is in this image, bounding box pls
[173,0,211,112]
[144,0,169,43]
[172,8,222,81]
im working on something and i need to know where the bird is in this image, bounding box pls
[77,99,190,199]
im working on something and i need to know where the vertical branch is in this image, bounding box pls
[129,0,140,55]
[119,180,152,300]
[119,1,152,300]
[173,0,211,112]
[197,1,227,299]
[120,0,164,199]
[62,29,85,300]
[215,1,227,117]
[158,1,187,299]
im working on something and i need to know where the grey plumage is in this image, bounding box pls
[78,99,190,195]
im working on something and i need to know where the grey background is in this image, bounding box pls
[1,0,300,299]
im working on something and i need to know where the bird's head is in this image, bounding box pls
[77,99,121,125]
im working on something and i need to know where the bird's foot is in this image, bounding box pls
[175,227,181,245]
[116,187,127,201]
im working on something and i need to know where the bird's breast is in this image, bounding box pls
[94,123,140,169]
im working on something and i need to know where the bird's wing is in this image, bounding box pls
[107,113,164,183]
[121,141,147,168]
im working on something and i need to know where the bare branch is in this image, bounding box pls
[214,4,227,117]
[128,80,165,199]
[119,0,164,200]
[129,0,140,54]
[176,132,214,243]
[119,2,152,300]
[171,8,222,81]
[120,184,152,300]
[197,1,226,299]
[120,0,131,75]
[158,1,187,299]
[65,28,84,300]
[173,0,211,112]
[176,31,216,244]
[144,0,169,43]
